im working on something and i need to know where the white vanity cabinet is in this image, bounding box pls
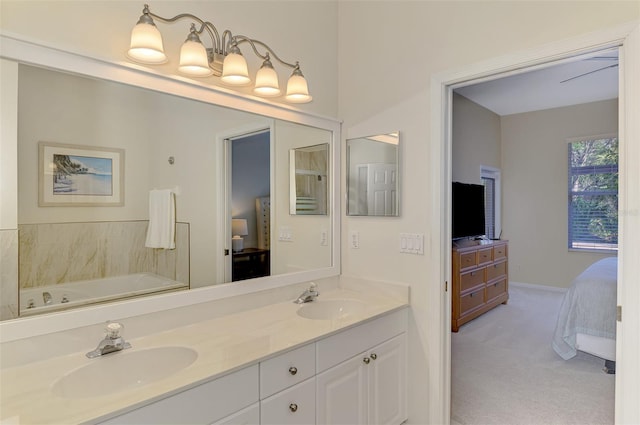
[97,308,407,425]
[316,311,407,425]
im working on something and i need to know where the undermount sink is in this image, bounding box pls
[52,346,198,399]
[297,299,367,320]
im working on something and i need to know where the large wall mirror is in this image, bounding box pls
[346,132,400,216]
[0,40,339,323]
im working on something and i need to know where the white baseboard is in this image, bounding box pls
[510,281,568,293]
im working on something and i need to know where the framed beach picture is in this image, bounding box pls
[38,142,124,206]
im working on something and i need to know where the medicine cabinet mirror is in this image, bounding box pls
[346,132,400,216]
[289,143,329,215]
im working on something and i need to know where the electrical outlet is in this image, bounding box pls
[349,231,360,249]
[320,230,328,246]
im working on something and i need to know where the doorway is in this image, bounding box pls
[432,24,640,424]
[225,129,272,282]
[450,50,619,423]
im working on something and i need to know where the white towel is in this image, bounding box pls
[145,189,176,249]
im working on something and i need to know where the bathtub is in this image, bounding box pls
[19,273,189,317]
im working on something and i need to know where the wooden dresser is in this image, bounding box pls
[452,240,509,332]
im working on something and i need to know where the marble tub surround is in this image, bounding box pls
[18,221,189,289]
[0,278,409,424]
[0,229,18,320]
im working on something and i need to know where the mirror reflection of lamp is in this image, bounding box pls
[231,219,248,252]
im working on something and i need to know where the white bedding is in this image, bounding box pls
[552,257,617,360]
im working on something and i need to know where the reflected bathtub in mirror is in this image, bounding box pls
[289,143,329,215]
[346,132,400,216]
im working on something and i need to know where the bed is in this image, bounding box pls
[552,257,617,366]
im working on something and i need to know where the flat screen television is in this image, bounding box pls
[452,182,486,240]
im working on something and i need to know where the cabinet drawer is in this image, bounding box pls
[478,248,492,265]
[261,377,315,425]
[493,244,507,259]
[316,308,408,373]
[459,251,477,269]
[486,260,506,281]
[99,364,258,425]
[460,267,484,292]
[260,343,315,398]
[460,288,484,316]
[486,278,507,302]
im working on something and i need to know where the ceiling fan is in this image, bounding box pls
[560,56,619,84]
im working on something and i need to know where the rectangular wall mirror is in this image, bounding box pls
[1,58,337,321]
[347,132,400,216]
[289,143,329,215]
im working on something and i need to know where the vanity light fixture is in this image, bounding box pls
[127,4,312,103]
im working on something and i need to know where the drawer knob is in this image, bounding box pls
[289,403,298,413]
[288,366,298,375]
[363,357,371,364]
[370,353,378,360]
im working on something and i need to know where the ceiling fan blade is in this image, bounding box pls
[560,64,619,83]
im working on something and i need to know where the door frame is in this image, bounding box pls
[431,21,640,424]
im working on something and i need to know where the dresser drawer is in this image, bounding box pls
[486,278,507,302]
[486,260,506,281]
[478,248,493,265]
[460,267,485,292]
[460,287,484,316]
[493,244,507,260]
[459,251,477,270]
[260,343,315,399]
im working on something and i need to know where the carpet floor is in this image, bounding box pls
[451,284,615,425]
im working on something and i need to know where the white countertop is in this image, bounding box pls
[0,282,408,424]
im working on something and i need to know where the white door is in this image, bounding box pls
[316,354,368,425]
[360,163,397,216]
[369,334,407,425]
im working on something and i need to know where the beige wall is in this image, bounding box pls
[502,99,618,288]
[452,93,502,184]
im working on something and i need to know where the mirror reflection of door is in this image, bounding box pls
[228,130,271,282]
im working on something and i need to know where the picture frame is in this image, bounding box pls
[38,142,124,206]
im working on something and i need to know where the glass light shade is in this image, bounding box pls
[178,40,213,77]
[221,53,251,86]
[254,65,281,97]
[285,74,312,103]
[127,22,167,64]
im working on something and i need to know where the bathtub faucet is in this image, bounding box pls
[42,292,52,305]
[86,321,132,358]
[294,282,319,304]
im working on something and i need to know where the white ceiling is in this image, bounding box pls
[454,49,619,116]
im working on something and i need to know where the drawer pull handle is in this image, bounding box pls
[289,403,298,413]
[289,366,298,375]
[370,353,378,360]
[469,293,474,298]
[363,357,371,364]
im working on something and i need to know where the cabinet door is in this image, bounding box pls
[369,334,407,425]
[316,352,368,425]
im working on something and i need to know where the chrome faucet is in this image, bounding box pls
[294,282,319,304]
[86,321,132,358]
[43,291,52,305]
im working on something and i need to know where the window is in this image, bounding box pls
[481,166,501,240]
[568,136,618,251]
